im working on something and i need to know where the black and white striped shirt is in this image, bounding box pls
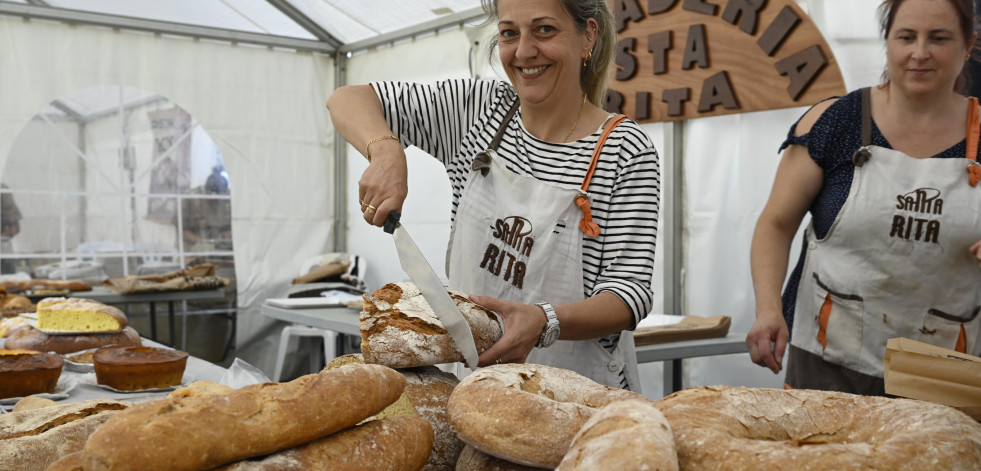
[371,79,659,383]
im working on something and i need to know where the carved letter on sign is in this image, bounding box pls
[758,6,802,56]
[775,45,828,100]
[682,24,709,70]
[648,0,679,15]
[649,30,672,75]
[722,0,766,35]
[616,37,638,81]
[615,0,645,33]
[663,88,690,117]
[683,0,717,15]
[698,71,739,112]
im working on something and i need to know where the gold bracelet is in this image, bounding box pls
[365,135,399,161]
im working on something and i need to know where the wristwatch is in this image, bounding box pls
[535,302,560,348]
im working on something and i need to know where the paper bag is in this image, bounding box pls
[884,337,981,421]
[633,315,731,346]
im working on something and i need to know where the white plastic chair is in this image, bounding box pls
[271,253,362,381]
[271,325,336,382]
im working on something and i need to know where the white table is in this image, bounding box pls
[0,337,228,410]
[26,286,229,349]
[261,302,748,395]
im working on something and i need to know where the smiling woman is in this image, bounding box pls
[327,0,660,391]
[746,0,981,395]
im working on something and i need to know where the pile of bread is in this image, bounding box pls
[1,297,190,399]
[1,281,980,471]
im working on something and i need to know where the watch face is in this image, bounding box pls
[542,327,560,347]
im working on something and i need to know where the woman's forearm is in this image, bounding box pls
[326,85,397,158]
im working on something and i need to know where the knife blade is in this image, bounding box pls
[384,211,480,368]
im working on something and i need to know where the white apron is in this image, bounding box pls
[792,89,981,378]
[447,101,640,390]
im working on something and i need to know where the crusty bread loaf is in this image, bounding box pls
[43,451,83,471]
[326,354,463,470]
[0,316,26,337]
[44,451,83,471]
[82,363,406,471]
[214,415,434,471]
[12,395,58,412]
[556,399,677,470]
[447,363,655,469]
[656,386,981,471]
[360,282,502,368]
[36,297,127,332]
[456,445,550,471]
[0,399,128,471]
[5,325,141,354]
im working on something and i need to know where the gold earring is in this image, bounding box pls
[583,50,592,68]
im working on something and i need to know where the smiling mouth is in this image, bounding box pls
[519,65,549,76]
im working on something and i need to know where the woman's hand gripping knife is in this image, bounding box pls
[326,84,409,227]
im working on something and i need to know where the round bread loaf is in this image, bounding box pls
[556,399,678,471]
[447,363,654,468]
[456,445,550,471]
[93,345,189,390]
[5,325,141,354]
[0,351,63,399]
[656,386,981,471]
[360,282,502,368]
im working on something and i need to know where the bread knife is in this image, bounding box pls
[384,211,480,368]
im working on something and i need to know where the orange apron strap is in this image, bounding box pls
[576,115,628,237]
[581,114,628,193]
[966,97,980,186]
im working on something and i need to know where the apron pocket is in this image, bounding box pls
[811,273,865,368]
[923,306,981,354]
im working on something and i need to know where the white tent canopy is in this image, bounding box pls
[0,0,887,397]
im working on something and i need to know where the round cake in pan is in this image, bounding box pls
[0,350,64,399]
[93,346,189,390]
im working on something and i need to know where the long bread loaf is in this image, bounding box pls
[0,399,128,471]
[214,415,434,471]
[82,363,406,471]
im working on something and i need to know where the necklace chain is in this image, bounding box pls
[563,94,587,142]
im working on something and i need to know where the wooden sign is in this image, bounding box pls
[606,0,847,123]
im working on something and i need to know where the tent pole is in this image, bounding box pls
[660,119,686,396]
[332,54,349,253]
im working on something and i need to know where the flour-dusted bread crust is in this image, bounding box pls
[401,365,462,471]
[325,354,463,470]
[360,282,502,368]
[556,399,678,471]
[447,363,654,468]
[0,399,128,471]
[656,386,981,471]
[213,415,434,471]
[456,445,550,471]
[82,363,406,471]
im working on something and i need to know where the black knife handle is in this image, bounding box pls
[384,210,401,234]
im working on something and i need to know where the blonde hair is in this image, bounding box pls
[481,0,616,105]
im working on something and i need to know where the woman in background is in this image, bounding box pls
[747,0,981,394]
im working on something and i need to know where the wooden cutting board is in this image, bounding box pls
[634,315,731,346]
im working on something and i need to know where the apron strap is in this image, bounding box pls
[860,87,872,147]
[490,99,520,151]
[576,114,628,237]
[852,87,872,167]
[473,98,521,176]
[965,97,980,186]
